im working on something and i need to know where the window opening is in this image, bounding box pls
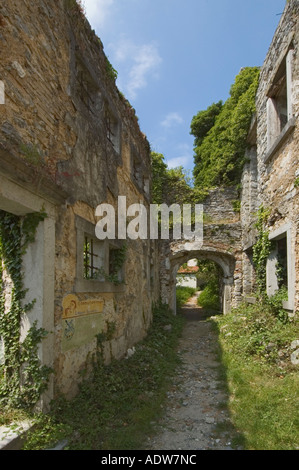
[84,236,102,280]
[276,236,288,290]
[267,47,294,150]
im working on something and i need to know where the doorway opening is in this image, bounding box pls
[176,258,223,316]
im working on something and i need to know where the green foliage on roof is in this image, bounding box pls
[191,67,260,190]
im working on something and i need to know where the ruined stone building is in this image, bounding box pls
[241,0,299,315]
[0,0,160,405]
[0,0,298,409]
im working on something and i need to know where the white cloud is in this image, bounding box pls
[166,156,190,169]
[177,143,192,153]
[166,143,194,170]
[83,0,115,28]
[161,112,183,128]
[82,4,162,100]
[111,38,133,62]
[110,39,162,100]
[127,44,162,99]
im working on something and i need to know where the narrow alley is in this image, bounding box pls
[147,295,242,451]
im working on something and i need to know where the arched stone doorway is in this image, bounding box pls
[160,241,237,316]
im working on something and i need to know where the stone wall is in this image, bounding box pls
[203,187,240,225]
[0,0,160,398]
[0,0,298,405]
[241,0,299,314]
[159,186,243,315]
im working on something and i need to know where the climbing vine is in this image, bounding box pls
[0,208,52,410]
[252,206,272,297]
[192,67,260,189]
[252,206,291,323]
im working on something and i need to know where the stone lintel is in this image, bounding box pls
[0,147,69,206]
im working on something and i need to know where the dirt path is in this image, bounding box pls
[146,294,241,451]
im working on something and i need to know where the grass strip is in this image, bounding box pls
[176,286,197,310]
[211,303,299,450]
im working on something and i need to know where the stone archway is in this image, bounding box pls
[160,240,238,315]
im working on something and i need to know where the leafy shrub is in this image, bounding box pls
[266,287,289,324]
[213,301,297,365]
[197,279,220,311]
[23,301,185,450]
[211,301,299,449]
[192,67,260,189]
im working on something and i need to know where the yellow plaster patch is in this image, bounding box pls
[62,294,104,319]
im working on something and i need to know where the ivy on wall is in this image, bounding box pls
[191,67,260,190]
[0,209,52,410]
[252,206,272,297]
[252,206,291,324]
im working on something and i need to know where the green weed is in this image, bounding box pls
[23,302,185,450]
[211,302,299,449]
[197,279,220,311]
[176,286,197,310]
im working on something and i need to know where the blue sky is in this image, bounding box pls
[83,0,286,173]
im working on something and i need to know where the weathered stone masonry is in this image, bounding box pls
[0,0,298,408]
[0,0,160,403]
[159,186,243,316]
[161,1,299,318]
[241,0,299,315]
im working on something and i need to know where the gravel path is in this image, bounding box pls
[146,294,241,451]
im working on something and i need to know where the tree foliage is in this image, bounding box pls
[151,152,208,206]
[190,100,223,149]
[196,260,221,311]
[191,67,260,189]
